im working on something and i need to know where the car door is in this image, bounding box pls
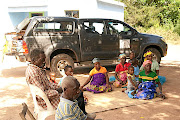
[50,20,80,59]
[32,21,54,50]
[32,19,81,60]
[106,20,140,57]
[79,19,105,61]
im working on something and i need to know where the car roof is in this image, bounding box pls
[31,16,121,21]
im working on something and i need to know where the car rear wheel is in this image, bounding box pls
[50,54,74,78]
[144,48,161,63]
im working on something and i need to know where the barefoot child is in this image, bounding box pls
[125,66,137,94]
[58,65,73,86]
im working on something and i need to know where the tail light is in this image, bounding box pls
[23,41,28,54]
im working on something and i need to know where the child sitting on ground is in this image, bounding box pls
[58,65,73,86]
[125,66,137,94]
[49,72,57,83]
[132,58,140,85]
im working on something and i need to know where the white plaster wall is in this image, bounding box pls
[97,1,124,21]
[47,0,98,17]
[8,0,48,7]
[48,0,80,17]
[8,6,47,13]
[48,0,124,20]
[77,0,98,18]
[0,2,15,49]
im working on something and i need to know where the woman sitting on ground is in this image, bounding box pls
[134,60,165,99]
[80,58,112,93]
[140,51,166,85]
[113,53,131,87]
[140,51,159,75]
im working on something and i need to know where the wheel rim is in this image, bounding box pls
[57,60,69,72]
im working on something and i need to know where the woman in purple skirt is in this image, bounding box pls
[80,58,112,93]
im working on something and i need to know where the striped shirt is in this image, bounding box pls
[139,70,159,82]
[56,96,87,120]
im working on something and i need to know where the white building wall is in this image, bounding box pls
[0,2,15,49]
[48,0,124,20]
[47,0,98,18]
[96,1,124,21]
[48,0,79,16]
[77,0,98,18]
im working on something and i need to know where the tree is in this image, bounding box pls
[117,0,180,30]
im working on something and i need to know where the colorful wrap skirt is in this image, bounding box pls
[118,72,127,83]
[86,73,112,93]
[134,81,157,100]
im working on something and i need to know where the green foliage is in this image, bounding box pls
[136,26,180,45]
[117,0,180,35]
[173,20,180,35]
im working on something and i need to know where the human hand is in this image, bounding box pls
[135,86,138,90]
[106,84,110,88]
[79,86,84,92]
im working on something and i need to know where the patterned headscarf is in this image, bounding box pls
[119,53,126,59]
[142,60,152,67]
[143,51,152,61]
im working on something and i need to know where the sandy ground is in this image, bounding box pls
[0,44,180,120]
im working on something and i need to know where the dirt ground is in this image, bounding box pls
[0,44,180,120]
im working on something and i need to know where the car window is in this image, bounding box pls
[34,21,73,34]
[83,21,105,35]
[107,22,132,36]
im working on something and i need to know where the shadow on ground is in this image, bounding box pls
[0,66,27,78]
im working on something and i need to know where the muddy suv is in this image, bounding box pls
[23,16,167,77]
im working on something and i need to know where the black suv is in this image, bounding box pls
[23,17,167,77]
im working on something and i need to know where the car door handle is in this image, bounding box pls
[84,39,90,42]
[132,38,139,41]
[110,38,114,40]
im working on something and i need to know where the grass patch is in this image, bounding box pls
[136,26,180,45]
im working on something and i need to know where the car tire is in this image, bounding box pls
[144,48,161,64]
[50,54,74,78]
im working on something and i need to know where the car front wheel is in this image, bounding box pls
[50,54,74,78]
